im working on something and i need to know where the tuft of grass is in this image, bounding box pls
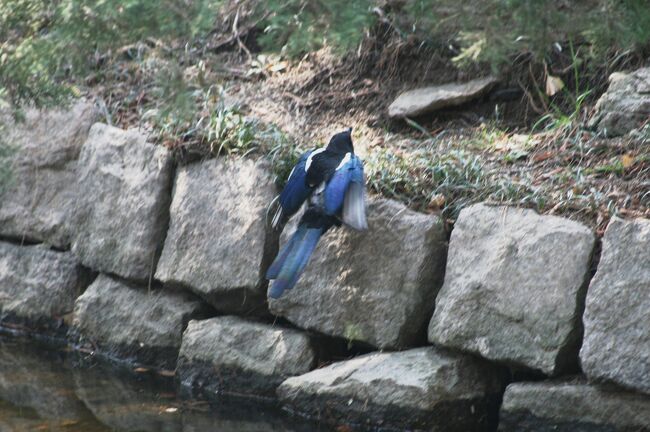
[364,143,539,219]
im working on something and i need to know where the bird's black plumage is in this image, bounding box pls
[266,128,367,298]
[272,129,356,230]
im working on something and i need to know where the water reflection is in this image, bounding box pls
[0,336,325,432]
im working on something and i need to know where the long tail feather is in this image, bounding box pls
[266,227,306,279]
[268,228,323,299]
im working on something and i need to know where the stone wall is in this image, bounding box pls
[0,101,648,431]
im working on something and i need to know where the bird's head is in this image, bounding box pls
[326,127,354,154]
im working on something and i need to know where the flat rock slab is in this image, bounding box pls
[156,158,276,315]
[70,274,209,369]
[589,67,650,136]
[580,217,650,395]
[278,346,505,431]
[428,203,595,375]
[0,241,89,336]
[178,316,315,397]
[388,76,498,118]
[0,100,99,248]
[269,198,447,349]
[499,379,650,431]
[71,123,173,281]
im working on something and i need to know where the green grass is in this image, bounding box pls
[364,142,540,218]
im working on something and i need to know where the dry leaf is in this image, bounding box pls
[545,74,565,96]
[533,151,554,163]
[133,367,149,373]
[621,154,635,168]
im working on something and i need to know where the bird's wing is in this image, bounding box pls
[342,155,368,231]
[323,154,368,230]
[272,150,314,229]
[323,153,353,215]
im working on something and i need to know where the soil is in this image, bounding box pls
[85,21,650,234]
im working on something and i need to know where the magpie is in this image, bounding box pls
[266,128,367,298]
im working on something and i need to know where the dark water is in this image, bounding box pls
[0,336,328,432]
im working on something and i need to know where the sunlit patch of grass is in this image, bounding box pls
[364,143,540,218]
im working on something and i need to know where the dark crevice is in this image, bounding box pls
[0,233,55,249]
[555,236,602,376]
[149,156,177,288]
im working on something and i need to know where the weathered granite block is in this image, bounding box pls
[499,379,650,431]
[278,346,505,431]
[589,67,650,136]
[70,274,209,369]
[269,197,447,349]
[155,158,277,315]
[429,203,595,375]
[580,217,650,395]
[178,316,315,397]
[71,123,174,281]
[0,241,89,336]
[0,100,99,248]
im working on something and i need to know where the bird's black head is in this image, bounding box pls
[326,128,354,154]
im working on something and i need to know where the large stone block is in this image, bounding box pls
[580,217,650,395]
[499,379,650,431]
[269,198,447,349]
[0,241,89,335]
[70,274,209,369]
[278,347,505,431]
[428,203,595,375]
[178,316,315,397]
[589,67,650,136]
[71,123,174,281]
[155,158,277,314]
[0,100,99,248]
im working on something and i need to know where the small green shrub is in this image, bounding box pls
[0,0,221,109]
[404,0,650,68]
[257,0,376,56]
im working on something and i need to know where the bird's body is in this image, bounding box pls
[267,129,367,298]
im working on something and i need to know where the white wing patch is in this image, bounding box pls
[305,148,326,172]
[335,153,352,171]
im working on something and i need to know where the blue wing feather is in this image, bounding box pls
[268,228,323,298]
[324,155,354,215]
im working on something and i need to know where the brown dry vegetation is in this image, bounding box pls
[62,4,650,233]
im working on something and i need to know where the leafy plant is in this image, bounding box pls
[403,0,650,69]
[532,41,593,137]
[257,0,376,56]
[0,0,222,109]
